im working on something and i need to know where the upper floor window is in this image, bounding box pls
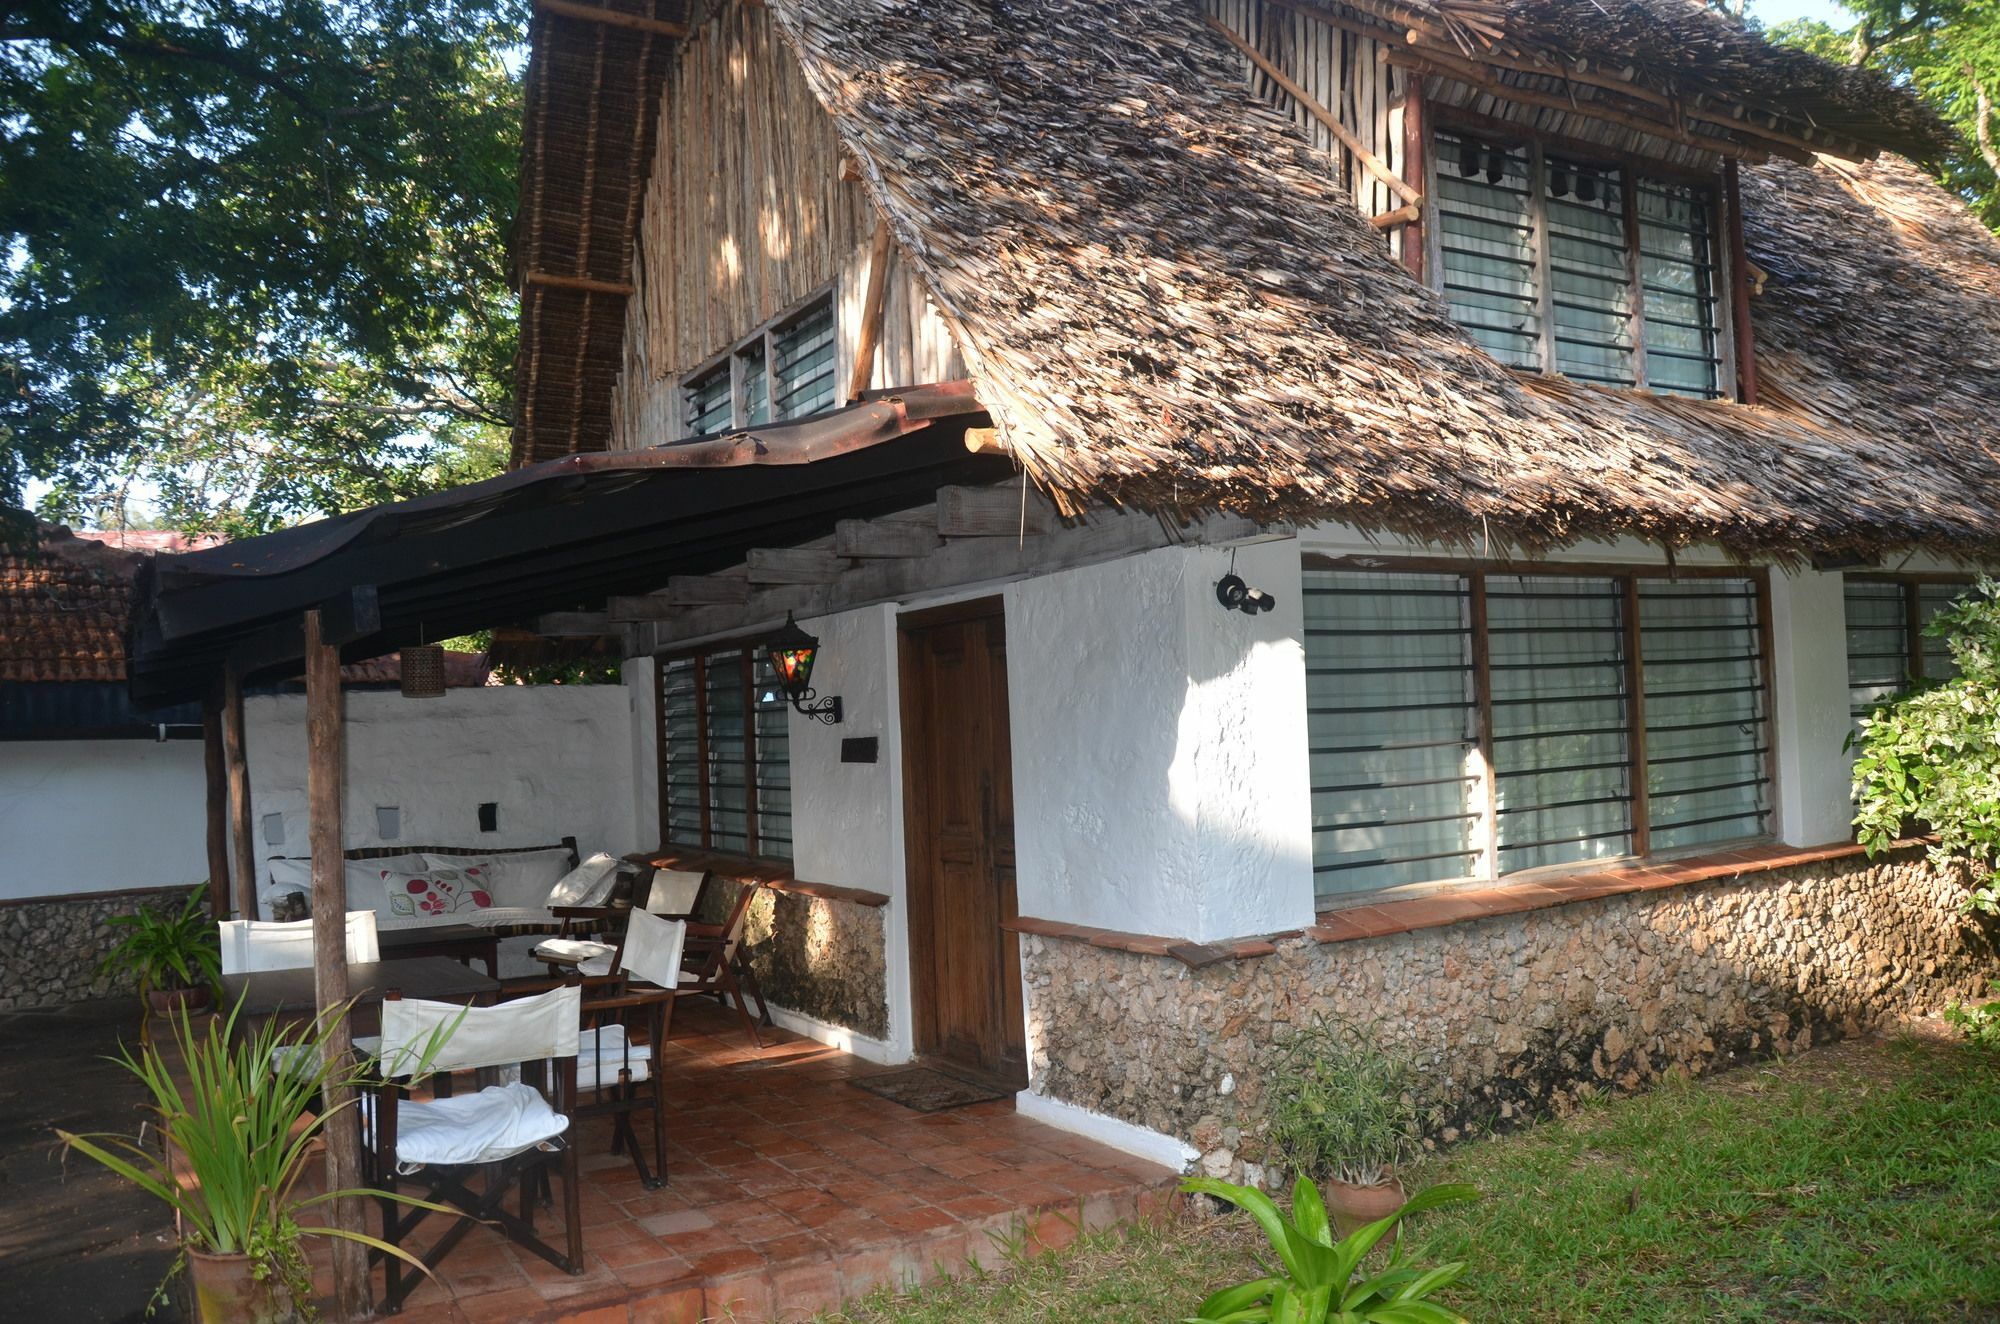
[658,646,793,860]
[680,295,837,437]
[1304,564,1771,907]
[1844,576,1971,734]
[1431,129,1726,400]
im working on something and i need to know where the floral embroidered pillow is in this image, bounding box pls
[382,867,492,919]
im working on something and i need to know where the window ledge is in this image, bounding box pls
[637,844,891,908]
[1308,838,1918,945]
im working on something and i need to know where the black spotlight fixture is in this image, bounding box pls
[1458,138,1480,177]
[1484,149,1506,185]
[1549,162,1570,199]
[1577,171,1599,204]
[1215,574,1277,617]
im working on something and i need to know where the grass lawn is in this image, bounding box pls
[820,1032,2000,1323]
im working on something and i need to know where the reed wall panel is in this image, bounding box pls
[614,1,962,449]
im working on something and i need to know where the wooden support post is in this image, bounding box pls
[201,693,230,921]
[305,609,369,1321]
[1724,161,1759,407]
[222,668,256,920]
[847,218,895,403]
[1401,80,1427,282]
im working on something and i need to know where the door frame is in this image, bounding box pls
[895,595,1024,1080]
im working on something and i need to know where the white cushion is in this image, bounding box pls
[534,937,616,977]
[576,1024,653,1090]
[366,1082,568,1169]
[380,866,492,921]
[547,853,623,909]
[424,849,575,911]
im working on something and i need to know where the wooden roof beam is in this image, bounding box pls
[534,0,689,40]
[937,485,1056,538]
[522,270,635,296]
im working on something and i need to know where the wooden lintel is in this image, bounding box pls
[665,574,752,606]
[656,512,1275,645]
[534,0,689,39]
[606,595,673,623]
[835,517,945,559]
[938,484,1055,538]
[536,611,618,636]
[523,270,635,296]
[746,547,846,585]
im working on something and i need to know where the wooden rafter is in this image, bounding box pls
[847,217,895,403]
[535,0,689,39]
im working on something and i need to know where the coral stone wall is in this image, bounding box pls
[734,886,890,1040]
[1022,853,1994,1184]
[0,886,188,1012]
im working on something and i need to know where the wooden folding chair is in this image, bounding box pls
[661,878,770,1048]
[362,984,585,1314]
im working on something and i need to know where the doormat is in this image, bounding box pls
[852,1066,1011,1113]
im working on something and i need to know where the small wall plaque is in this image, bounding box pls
[840,736,879,764]
[477,802,498,832]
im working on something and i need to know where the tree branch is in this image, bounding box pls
[1975,76,2000,176]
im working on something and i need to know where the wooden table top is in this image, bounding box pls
[220,956,501,1017]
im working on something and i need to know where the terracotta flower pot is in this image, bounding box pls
[184,1246,300,1324]
[145,984,213,1019]
[1320,1174,1407,1238]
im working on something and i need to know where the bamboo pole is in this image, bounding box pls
[222,668,256,920]
[1207,17,1424,208]
[201,693,230,920]
[305,609,368,1320]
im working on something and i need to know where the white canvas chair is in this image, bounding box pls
[573,909,687,1188]
[218,911,380,975]
[364,984,585,1311]
[530,867,707,977]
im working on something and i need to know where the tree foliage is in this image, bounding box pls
[0,0,526,536]
[1852,577,2000,916]
[1763,0,2000,231]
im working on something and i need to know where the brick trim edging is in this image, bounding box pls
[1006,839,1929,966]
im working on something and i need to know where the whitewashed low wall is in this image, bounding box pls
[0,738,210,901]
[241,684,640,894]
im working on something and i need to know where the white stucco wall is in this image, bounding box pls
[786,603,914,1058]
[1007,540,1316,943]
[1769,567,1859,846]
[0,738,210,900]
[242,684,638,886]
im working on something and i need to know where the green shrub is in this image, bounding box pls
[1266,1018,1423,1187]
[1852,576,2000,919]
[1943,979,2000,1048]
[98,885,221,997]
[1181,1174,1477,1323]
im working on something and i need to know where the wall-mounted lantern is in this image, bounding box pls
[763,612,843,725]
[1215,573,1277,617]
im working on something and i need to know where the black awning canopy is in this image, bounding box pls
[129,385,1003,708]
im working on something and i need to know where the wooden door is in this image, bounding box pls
[899,598,1025,1086]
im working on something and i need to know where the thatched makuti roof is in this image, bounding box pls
[764,0,2000,560]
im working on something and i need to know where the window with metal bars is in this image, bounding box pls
[656,647,792,860]
[678,293,835,437]
[1431,129,1727,399]
[1304,564,1772,906]
[1843,577,1974,735]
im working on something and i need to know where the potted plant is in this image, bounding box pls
[99,885,221,1020]
[1266,1017,1426,1236]
[58,999,449,1323]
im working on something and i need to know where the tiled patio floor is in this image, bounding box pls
[336,1002,1178,1323]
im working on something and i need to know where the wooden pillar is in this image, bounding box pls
[305,609,369,1320]
[1723,160,1759,406]
[222,668,257,919]
[201,693,230,920]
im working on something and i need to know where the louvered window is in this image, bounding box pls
[678,293,835,437]
[1306,563,1772,905]
[1432,129,1728,399]
[655,646,793,860]
[1843,577,1974,734]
